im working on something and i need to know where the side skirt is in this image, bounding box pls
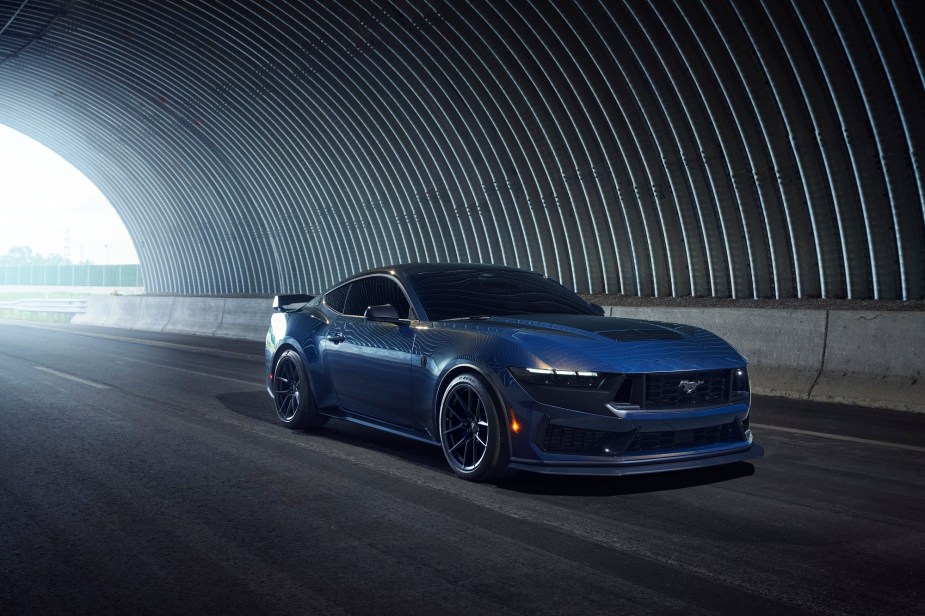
[319,409,440,446]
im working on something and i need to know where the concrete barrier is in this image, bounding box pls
[163,297,226,336]
[104,295,143,329]
[67,295,922,412]
[214,298,272,341]
[608,307,827,399]
[71,295,113,326]
[811,311,924,412]
[133,296,175,332]
[72,296,268,340]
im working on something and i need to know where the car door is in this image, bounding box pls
[323,275,415,428]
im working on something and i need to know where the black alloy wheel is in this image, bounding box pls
[439,373,509,481]
[273,350,327,429]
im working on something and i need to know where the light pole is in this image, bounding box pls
[104,244,111,287]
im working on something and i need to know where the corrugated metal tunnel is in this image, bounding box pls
[1,0,923,298]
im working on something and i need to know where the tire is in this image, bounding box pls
[273,350,327,430]
[438,373,510,482]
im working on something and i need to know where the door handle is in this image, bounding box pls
[326,334,345,344]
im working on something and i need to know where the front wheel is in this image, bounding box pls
[273,350,327,430]
[438,373,510,482]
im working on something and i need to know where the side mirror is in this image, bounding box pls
[273,293,314,312]
[364,304,401,323]
[590,302,606,316]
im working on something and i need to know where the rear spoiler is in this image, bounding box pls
[272,294,315,312]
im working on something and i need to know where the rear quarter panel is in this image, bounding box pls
[266,309,338,409]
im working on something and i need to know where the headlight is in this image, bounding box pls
[508,367,604,388]
[508,367,619,415]
[731,367,750,401]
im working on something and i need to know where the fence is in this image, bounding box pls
[0,264,143,288]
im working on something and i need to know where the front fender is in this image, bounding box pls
[411,325,532,442]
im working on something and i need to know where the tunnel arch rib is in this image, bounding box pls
[0,0,922,299]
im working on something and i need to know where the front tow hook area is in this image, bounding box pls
[598,427,641,456]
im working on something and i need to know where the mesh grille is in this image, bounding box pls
[541,420,746,455]
[624,421,742,454]
[541,425,608,453]
[644,370,728,408]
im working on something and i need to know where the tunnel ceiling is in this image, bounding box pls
[0,0,923,298]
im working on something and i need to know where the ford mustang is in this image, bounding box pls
[265,263,762,481]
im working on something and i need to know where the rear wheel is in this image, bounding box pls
[438,373,510,481]
[273,350,327,429]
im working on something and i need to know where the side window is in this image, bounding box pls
[342,276,411,318]
[323,283,350,313]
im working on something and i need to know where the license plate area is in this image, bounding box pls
[674,429,695,445]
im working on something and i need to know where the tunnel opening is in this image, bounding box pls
[0,123,141,293]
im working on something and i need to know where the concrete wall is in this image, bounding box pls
[214,299,275,341]
[811,312,924,412]
[73,296,922,412]
[71,296,114,326]
[134,296,175,331]
[163,297,226,336]
[103,295,143,328]
[609,307,923,413]
[74,295,272,343]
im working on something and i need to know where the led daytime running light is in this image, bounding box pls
[525,367,598,378]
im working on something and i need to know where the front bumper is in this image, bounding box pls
[500,373,760,474]
[508,442,763,476]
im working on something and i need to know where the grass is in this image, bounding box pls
[0,309,74,323]
[0,290,91,301]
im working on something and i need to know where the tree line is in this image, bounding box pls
[0,246,90,266]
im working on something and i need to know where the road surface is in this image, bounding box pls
[1,320,922,615]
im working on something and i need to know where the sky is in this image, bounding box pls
[0,123,139,264]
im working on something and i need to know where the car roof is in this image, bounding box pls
[350,262,542,280]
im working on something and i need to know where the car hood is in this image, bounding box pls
[436,313,745,373]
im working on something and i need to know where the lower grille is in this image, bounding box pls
[540,420,746,455]
[624,421,742,454]
[541,425,608,454]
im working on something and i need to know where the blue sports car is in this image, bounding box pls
[265,263,762,481]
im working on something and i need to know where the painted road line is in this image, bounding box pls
[119,356,263,388]
[752,422,925,454]
[35,366,110,390]
[3,320,259,361]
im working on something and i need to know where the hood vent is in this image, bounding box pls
[598,329,683,342]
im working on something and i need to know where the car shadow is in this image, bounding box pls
[216,390,449,471]
[216,391,279,424]
[217,391,757,495]
[496,461,756,496]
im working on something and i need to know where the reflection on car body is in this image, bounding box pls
[265,263,762,482]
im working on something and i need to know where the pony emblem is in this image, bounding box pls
[678,380,704,395]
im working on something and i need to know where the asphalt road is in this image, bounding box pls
[1,319,923,616]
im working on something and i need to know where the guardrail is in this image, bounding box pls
[0,298,89,313]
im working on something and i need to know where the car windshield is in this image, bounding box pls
[409,268,597,321]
